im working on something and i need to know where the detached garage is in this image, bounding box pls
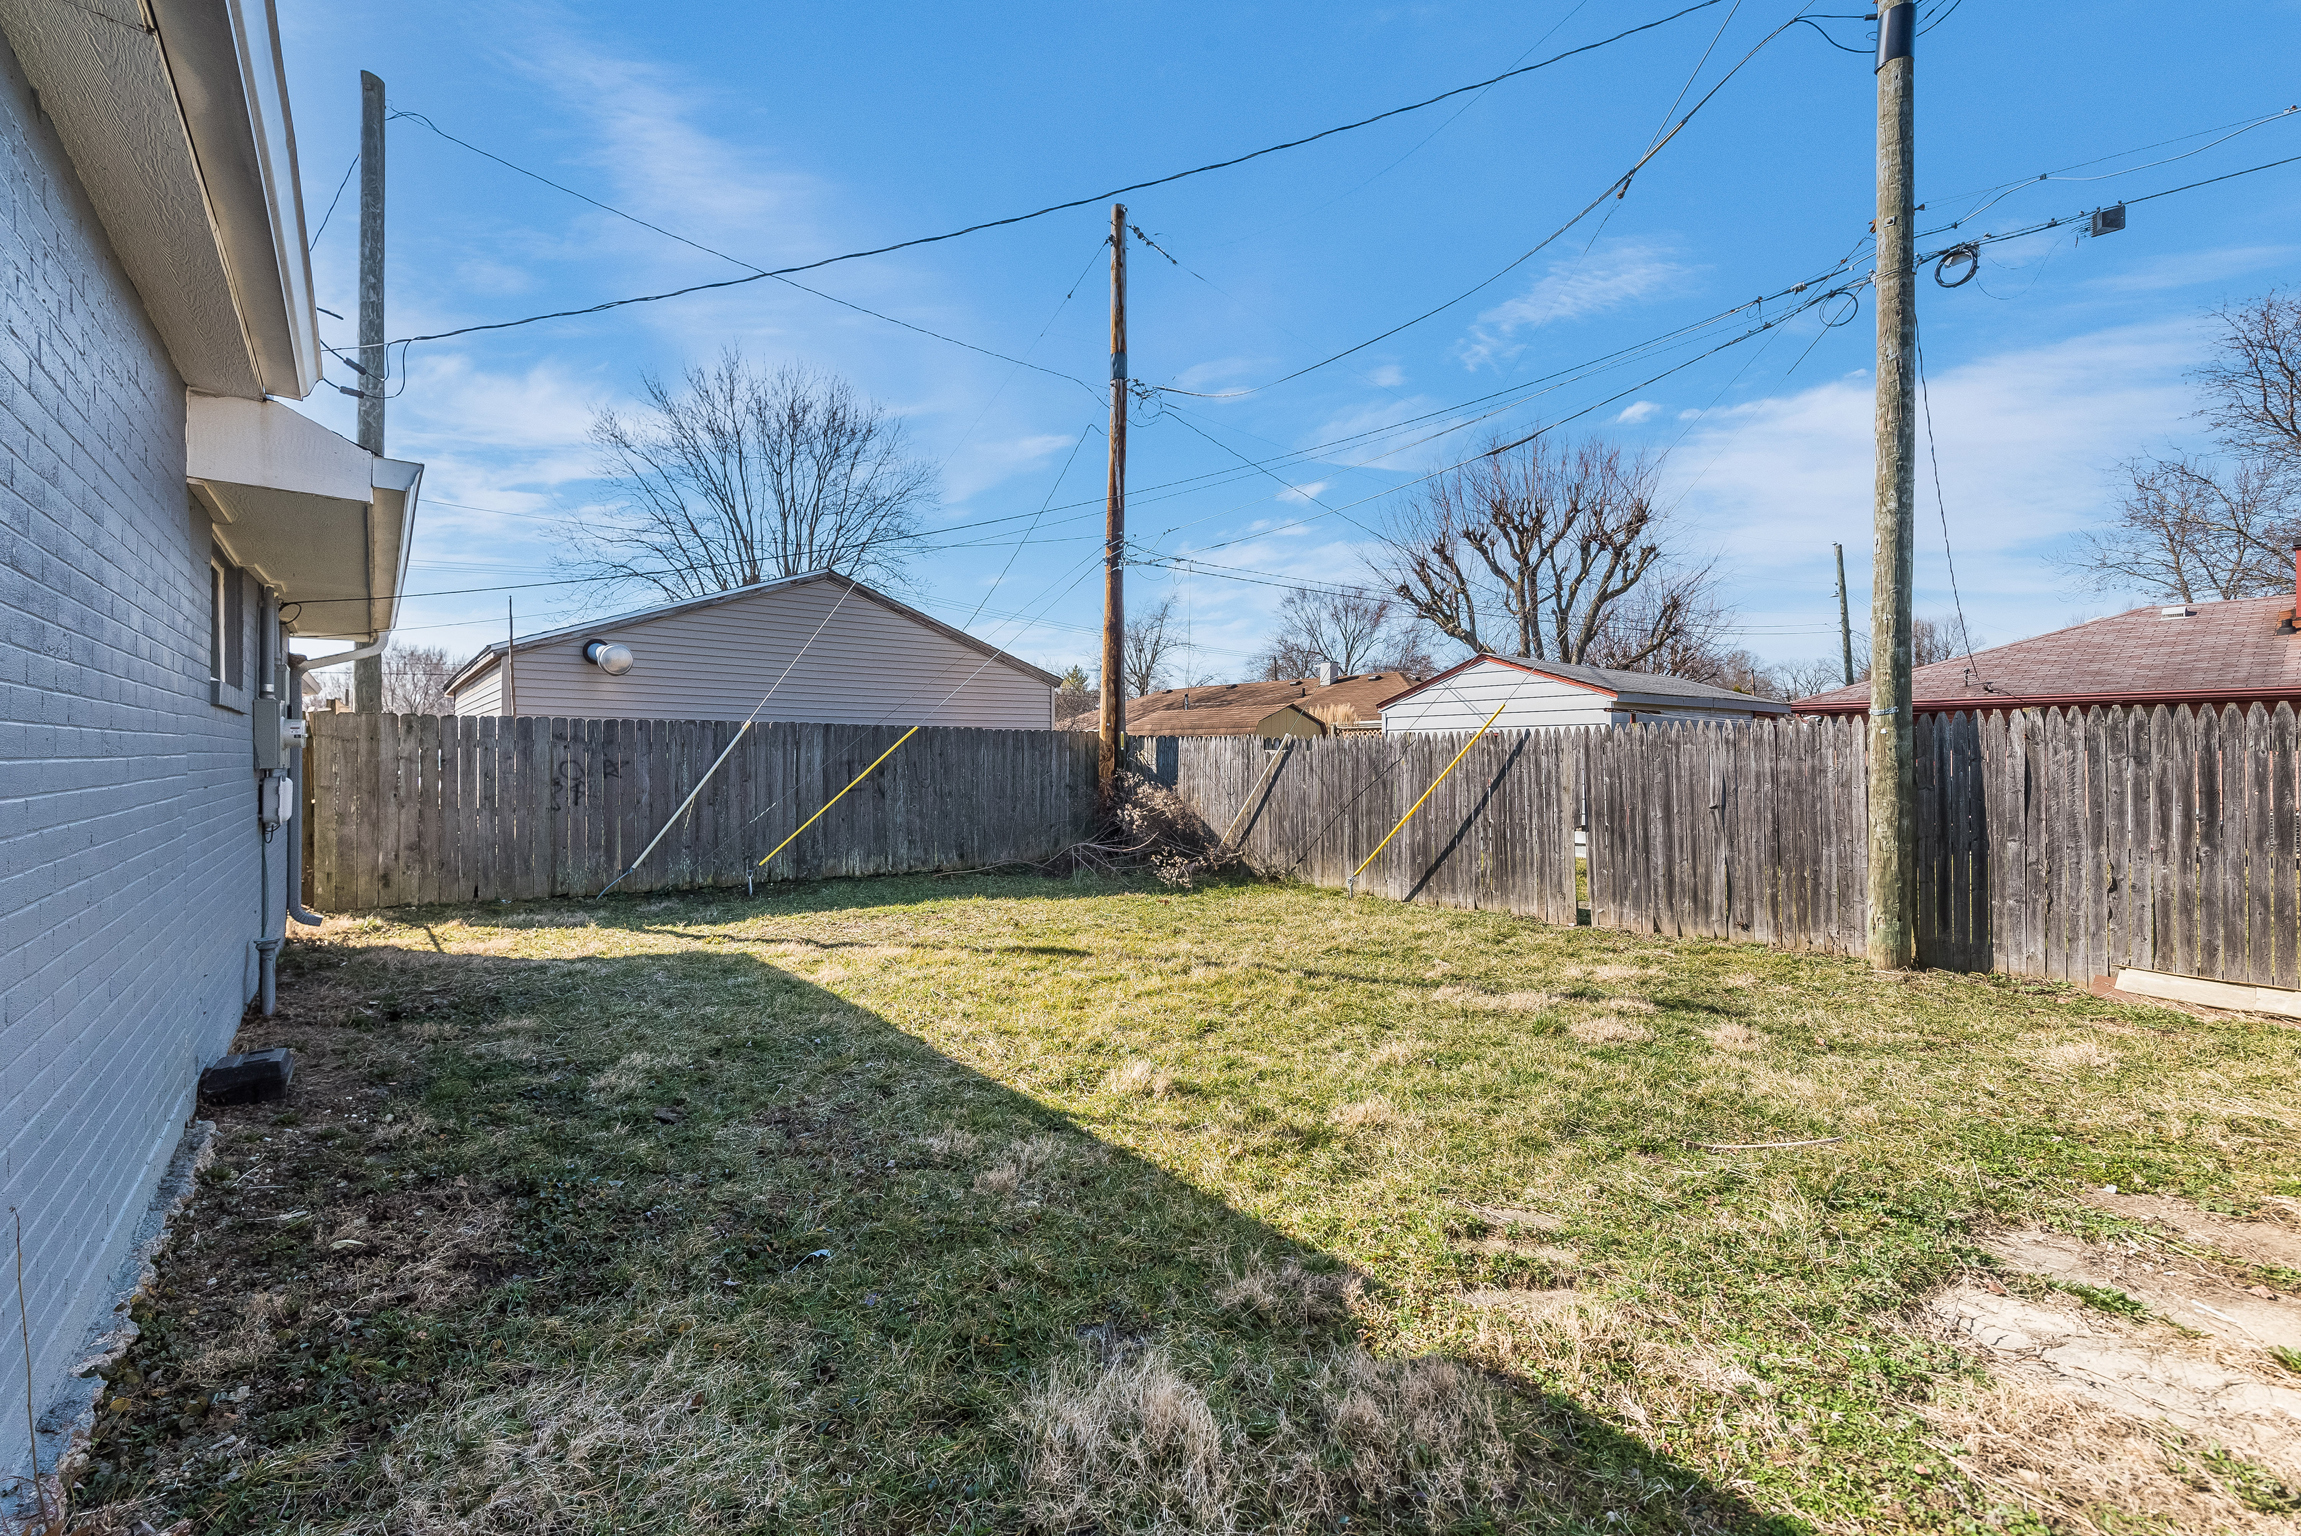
[445,571,1058,728]
[1380,655,1790,733]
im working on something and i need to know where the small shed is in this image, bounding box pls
[445,571,1059,727]
[1380,656,1791,734]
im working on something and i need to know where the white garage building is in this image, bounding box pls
[1379,655,1792,734]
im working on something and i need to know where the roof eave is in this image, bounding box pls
[1794,684,2301,714]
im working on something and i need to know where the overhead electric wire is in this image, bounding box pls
[1155,9,1804,400]
[1939,105,2299,230]
[390,107,1101,395]
[1209,0,1595,247]
[307,151,360,249]
[308,145,2301,622]
[376,0,1735,350]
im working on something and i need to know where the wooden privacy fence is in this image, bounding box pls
[1133,702,2300,987]
[304,713,1099,910]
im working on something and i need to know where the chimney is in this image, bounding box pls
[1315,660,1338,687]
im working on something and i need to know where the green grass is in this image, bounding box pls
[71,874,2301,1533]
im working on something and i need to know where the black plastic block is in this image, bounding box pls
[198,1048,295,1105]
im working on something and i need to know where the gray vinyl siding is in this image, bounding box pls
[454,580,1055,729]
[1,35,264,1495]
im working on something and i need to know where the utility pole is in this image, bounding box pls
[504,598,517,718]
[1867,4,1917,970]
[1098,205,1128,797]
[1835,541,1855,686]
[352,69,387,714]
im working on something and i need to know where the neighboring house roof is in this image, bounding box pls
[1381,655,1794,715]
[1792,595,2301,715]
[444,570,1061,696]
[1121,672,1422,737]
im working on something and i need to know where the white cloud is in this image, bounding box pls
[1614,400,1660,424]
[1365,362,1406,388]
[1661,318,2211,661]
[1276,480,1333,503]
[1171,355,1275,392]
[1458,242,1694,369]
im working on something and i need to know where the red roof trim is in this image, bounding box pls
[1793,684,2301,715]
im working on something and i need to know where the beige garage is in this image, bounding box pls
[445,571,1058,728]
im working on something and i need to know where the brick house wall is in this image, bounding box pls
[0,34,271,1485]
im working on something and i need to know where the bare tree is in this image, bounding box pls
[2068,293,2301,601]
[1912,614,1984,667]
[1121,598,1184,697]
[1773,655,1858,701]
[1375,434,1726,670]
[383,643,456,714]
[2065,455,2295,602]
[1252,586,1441,680]
[2196,291,2301,466]
[1767,612,1981,700]
[570,351,935,601]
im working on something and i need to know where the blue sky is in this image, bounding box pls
[276,0,2301,682]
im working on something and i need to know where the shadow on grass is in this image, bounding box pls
[78,935,1800,1536]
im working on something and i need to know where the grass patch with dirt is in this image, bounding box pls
[64,875,2301,1533]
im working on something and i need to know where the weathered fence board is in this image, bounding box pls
[312,706,2298,990]
[1131,704,2298,987]
[309,714,1100,909]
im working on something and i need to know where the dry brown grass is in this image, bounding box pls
[1365,1037,1428,1067]
[1213,1256,1361,1326]
[1333,1096,1401,1130]
[1925,1380,2297,1534]
[2035,1038,2120,1074]
[1103,1058,1175,1097]
[1017,1345,1517,1534]
[1703,1022,1768,1053]
[1568,1016,1651,1045]
[1434,985,1556,1013]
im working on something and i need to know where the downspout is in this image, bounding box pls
[285,652,323,927]
[254,592,284,1015]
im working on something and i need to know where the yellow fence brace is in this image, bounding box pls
[1345,700,1510,896]
[756,725,921,870]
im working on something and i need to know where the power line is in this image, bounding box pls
[1936,105,2299,231]
[307,151,360,250]
[327,147,2301,618]
[389,107,1102,394]
[1154,10,1803,400]
[375,0,1733,349]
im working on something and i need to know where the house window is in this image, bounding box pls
[210,550,247,708]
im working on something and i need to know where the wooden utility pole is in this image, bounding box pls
[1835,541,1855,686]
[504,598,517,717]
[1867,5,1918,969]
[1098,205,1128,795]
[353,69,387,713]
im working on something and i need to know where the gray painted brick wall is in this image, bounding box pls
[0,36,273,1497]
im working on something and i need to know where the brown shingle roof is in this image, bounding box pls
[1792,595,2301,714]
[1118,672,1422,737]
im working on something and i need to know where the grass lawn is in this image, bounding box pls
[67,874,2301,1534]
